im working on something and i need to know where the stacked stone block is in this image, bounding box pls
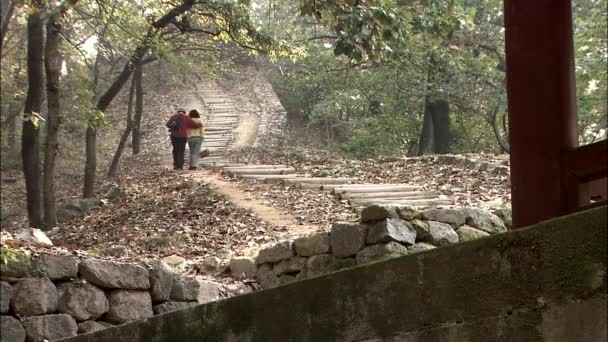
[249,204,508,289]
[0,255,221,341]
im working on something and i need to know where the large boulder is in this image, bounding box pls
[367,218,417,246]
[356,242,408,265]
[57,282,109,321]
[57,198,102,223]
[14,228,52,246]
[170,277,220,304]
[1,315,25,342]
[459,208,507,234]
[146,260,175,303]
[421,209,466,228]
[427,221,459,246]
[230,257,257,279]
[493,208,513,229]
[153,301,197,315]
[105,290,153,324]
[330,222,367,258]
[34,255,78,281]
[456,225,491,242]
[257,264,280,289]
[360,204,399,223]
[198,256,222,275]
[11,277,58,316]
[23,314,77,341]
[79,259,150,290]
[305,254,336,278]
[256,241,294,264]
[161,255,188,273]
[0,254,31,281]
[409,219,431,242]
[293,232,330,256]
[1,281,12,314]
[272,257,306,276]
[77,320,107,334]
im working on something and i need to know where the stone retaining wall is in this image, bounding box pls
[61,206,607,342]
[250,205,510,289]
[0,255,223,342]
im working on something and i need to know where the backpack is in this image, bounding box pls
[166,116,181,133]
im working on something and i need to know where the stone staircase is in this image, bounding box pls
[196,75,450,210]
[197,86,239,154]
[199,161,451,210]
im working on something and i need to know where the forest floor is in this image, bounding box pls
[0,64,511,288]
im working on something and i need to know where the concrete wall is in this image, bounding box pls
[63,206,607,342]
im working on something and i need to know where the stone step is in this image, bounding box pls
[207,126,234,130]
[203,139,231,143]
[340,191,440,200]
[208,103,234,106]
[348,193,439,206]
[205,100,233,104]
[226,168,297,176]
[326,184,422,193]
[206,128,233,132]
[208,121,237,125]
[200,162,245,171]
[208,118,237,121]
[236,174,299,182]
[351,198,451,208]
[282,178,356,186]
[204,135,231,138]
[223,165,289,171]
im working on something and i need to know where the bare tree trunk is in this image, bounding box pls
[6,102,18,151]
[431,99,450,153]
[108,74,136,177]
[131,62,143,154]
[0,0,17,51]
[491,108,510,153]
[417,53,451,156]
[22,2,44,227]
[43,15,62,229]
[83,126,96,198]
[417,97,435,155]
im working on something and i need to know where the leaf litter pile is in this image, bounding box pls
[53,154,283,261]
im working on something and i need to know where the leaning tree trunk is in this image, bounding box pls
[83,0,196,198]
[131,63,143,154]
[108,74,136,177]
[43,16,62,229]
[22,2,44,228]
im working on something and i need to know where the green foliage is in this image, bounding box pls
[573,0,608,144]
[1,247,24,265]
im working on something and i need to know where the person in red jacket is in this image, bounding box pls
[166,108,202,170]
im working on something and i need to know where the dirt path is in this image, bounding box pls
[187,171,318,237]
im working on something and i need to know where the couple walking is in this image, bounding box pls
[166,108,205,170]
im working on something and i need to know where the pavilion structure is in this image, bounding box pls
[504,0,607,228]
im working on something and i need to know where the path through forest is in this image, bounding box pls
[178,69,320,255]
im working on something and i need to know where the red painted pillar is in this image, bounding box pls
[503,0,579,228]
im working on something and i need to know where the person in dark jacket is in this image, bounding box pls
[166,108,202,169]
